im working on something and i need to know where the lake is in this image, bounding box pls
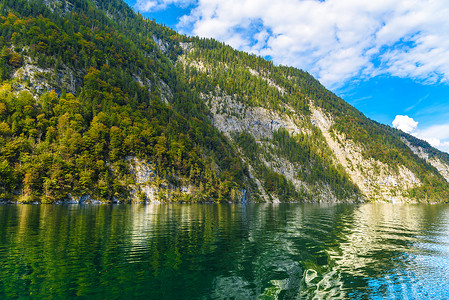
[1,203,449,299]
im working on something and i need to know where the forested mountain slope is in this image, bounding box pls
[0,0,448,203]
[178,38,449,202]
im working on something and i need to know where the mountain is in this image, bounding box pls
[0,0,448,203]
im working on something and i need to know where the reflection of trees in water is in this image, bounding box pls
[205,204,353,299]
[241,204,353,299]
[0,204,353,298]
[207,204,449,299]
[1,205,135,299]
[0,204,448,299]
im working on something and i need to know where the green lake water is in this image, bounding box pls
[1,203,449,299]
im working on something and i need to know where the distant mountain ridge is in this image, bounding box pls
[0,0,448,203]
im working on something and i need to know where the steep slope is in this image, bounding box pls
[0,0,255,203]
[178,38,449,202]
[0,0,448,203]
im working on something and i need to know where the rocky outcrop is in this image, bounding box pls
[207,94,302,140]
[12,63,78,96]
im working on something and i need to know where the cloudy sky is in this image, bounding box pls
[125,0,449,153]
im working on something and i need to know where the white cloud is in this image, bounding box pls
[392,115,449,153]
[393,115,418,134]
[139,0,449,89]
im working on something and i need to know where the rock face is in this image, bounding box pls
[311,107,420,202]
[430,159,449,183]
[208,95,301,140]
[12,63,79,96]
[126,157,228,203]
[127,157,160,203]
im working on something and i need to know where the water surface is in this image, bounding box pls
[1,203,449,299]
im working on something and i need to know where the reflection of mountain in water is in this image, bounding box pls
[1,204,449,299]
[205,204,350,299]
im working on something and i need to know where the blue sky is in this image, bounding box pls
[124,0,449,153]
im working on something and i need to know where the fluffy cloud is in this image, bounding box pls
[393,115,449,153]
[136,0,449,89]
[392,115,418,134]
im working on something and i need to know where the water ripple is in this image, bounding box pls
[1,203,449,299]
